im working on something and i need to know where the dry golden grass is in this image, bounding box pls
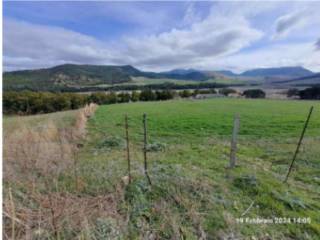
[4,104,97,181]
[3,104,103,239]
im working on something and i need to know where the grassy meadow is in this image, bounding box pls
[3,98,320,239]
[78,98,320,239]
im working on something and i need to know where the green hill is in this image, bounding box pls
[3,64,211,91]
[3,64,134,90]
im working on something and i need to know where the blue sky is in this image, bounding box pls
[3,1,320,72]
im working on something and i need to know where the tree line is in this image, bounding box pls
[4,86,318,115]
[4,82,245,92]
[3,90,190,115]
[287,86,320,99]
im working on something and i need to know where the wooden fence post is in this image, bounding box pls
[125,114,131,183]
[143,113,152,185]
[230,114,240,168]
[284,106,313,183]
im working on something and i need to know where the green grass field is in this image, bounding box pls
[75,98,320,239]
[4,98,320,239]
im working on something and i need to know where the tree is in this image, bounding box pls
[69,94,87,109]
[118,92,131,103]
[105,92,118,104]
[52,94,71,111]
[140,89,156,101]
[89,92,108,104]
[287,88,299,98]
[219,88,237,96]
[131,91,140,102]
[155,90,175,100]
[242,89,266,98]
[299,86,320,100]
[179,90,192,98]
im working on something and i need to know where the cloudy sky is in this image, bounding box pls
[3,1,320,72]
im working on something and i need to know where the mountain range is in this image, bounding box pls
[3,64,210,90]
[3,64,319,91]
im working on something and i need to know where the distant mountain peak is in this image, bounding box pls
[214,70,237,76]
[162,68,199,75]
[240,66,313,78]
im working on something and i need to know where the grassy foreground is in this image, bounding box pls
[78,98,320,239]
[3,98,320,239]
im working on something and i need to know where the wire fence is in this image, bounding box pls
[3,104,320,239]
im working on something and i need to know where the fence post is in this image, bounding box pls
[284,106,313,183]
[230,114,240,168]
[143,113,152,185]
[125,114,131,184]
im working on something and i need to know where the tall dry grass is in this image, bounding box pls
[2,104,124,239]
[3,104,97,181]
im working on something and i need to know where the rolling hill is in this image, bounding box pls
[4,64,317,91]
[3,64,134,90]
[3,64,211,91]
[240,66,313,78]
[272,73,320,86]
[213,67,317,86]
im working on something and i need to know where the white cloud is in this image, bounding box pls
[182,2,203,26]
[123,14,263,71]
[4,18,123,70]
[273,7,320,39]
[315,39,320,51]
[3,2,320,73]
[4,11,263,71]
[203,42,320,73]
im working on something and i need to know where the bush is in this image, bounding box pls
[97,136,124,149]
[117,92,131,103]
[146,142,166,152]
[139,89,156,101]
[242,89,266,98]
[89,92,108,105]
[179,90,192,98]
[131,91,140,102]
[219,88,237,96]
[3,91,89,115]
[155,90,175,101]
[299,86,320,100]
[287,88,300,98]
[3,88,222,115]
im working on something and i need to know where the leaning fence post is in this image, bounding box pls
[284,106,314,183]
[125,114,131,184]
[230,114,240,168]
[143,113,152,185]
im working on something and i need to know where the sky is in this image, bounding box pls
[3,1,320,73]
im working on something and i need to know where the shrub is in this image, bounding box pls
[179,90,192,98]
[233,175,259,195]
[242,89,266,98]
[146,142,166,152]
[287,88,300,98]
[299,86,320,100]
[155,90,175,101]
[131,91,140,102]
[89,92,108,104]
[219,88,237,96]
[105,92,118,104]
[139,89,156,101]
[117,92,131,103]
[97,136,124,149]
